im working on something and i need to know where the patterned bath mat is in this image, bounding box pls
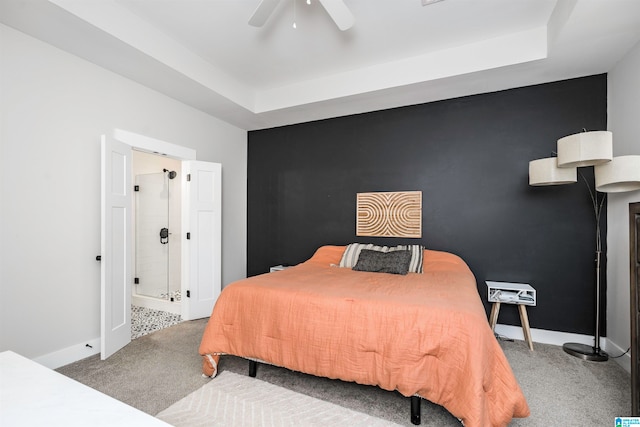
[131,306,182,340]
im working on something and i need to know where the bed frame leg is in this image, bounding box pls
[411,396,421,425]
[248,360,257,377]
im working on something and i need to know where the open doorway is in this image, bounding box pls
[131,150,183,339]
[102,130,221,359]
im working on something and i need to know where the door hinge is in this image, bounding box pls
[187,174,191,182]
[186,290,191,298]
[134,277,139,284]
[186,232,190,240]
[134,185,139,192]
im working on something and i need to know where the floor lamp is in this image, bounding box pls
[529,130,640,362]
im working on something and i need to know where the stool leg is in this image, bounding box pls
[518,304,534,351]
[489,302,501,332]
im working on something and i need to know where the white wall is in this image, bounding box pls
[0,24,247,365]
[607,40,640,372]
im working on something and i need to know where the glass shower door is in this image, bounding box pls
[135,172,169,298]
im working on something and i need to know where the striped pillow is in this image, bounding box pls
[339,243,424,273]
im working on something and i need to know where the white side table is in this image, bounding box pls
[486,281,536,351]
[269,265,290,272]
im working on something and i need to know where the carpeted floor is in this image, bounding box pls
[57,319,631,426]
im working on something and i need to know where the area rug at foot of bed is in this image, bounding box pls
[156,371,401,427]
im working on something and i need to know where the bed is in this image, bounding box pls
[199,245,530,426]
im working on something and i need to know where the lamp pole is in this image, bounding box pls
[562,172,608,361]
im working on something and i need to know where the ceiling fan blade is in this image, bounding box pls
[248,0,281,27]
[318,0,355,31]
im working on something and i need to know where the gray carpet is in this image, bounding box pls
[56,319,631,426]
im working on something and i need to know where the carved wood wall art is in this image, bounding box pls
[356,191,422,238]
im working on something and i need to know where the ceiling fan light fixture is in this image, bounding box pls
[318,0,354,31]
[249,0,354,31]
[248,0,281,27]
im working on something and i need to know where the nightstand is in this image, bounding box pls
[486,281,536,351]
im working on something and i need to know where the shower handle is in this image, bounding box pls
[160,227,169,244]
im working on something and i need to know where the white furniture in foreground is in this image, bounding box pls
[486,281,536,351]
[0,351,171,427]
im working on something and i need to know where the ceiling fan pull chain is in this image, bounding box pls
[292,0,297,29]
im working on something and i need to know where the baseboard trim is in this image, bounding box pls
[606,339,631,373]
[494,323,601,346]
[495,323,632,372]
[32,338,100,370]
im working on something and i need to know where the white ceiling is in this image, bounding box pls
[2,0,640,130]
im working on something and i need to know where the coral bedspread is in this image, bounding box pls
[199,246,529,427]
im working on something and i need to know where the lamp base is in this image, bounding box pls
[563,342,608,362]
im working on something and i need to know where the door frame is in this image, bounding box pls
[630,201,640,415]
[113,129,196,320]
[104,129,223,357]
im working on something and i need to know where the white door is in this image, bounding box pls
[182,161,222,320]
[100,136,132,359]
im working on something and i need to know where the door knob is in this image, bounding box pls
[160,228,169,244]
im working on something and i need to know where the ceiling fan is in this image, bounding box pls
[248,0,355,31]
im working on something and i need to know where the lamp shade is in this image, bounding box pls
[594,155,640,192]
[557,131,613,168]
[529,157,577,186]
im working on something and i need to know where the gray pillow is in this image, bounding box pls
[352,249,412,275]
[339,243,424,273]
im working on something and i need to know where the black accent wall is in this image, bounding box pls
[248,75,608,336]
